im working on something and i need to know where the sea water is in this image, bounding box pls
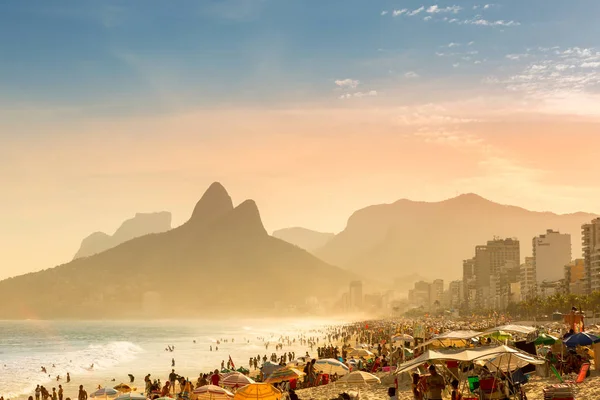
[0,318,345,399]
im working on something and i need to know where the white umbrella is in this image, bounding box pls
[90,388,119,399]
[338,371,380,384]
[192,385,234,400]
[348,349,375,358]
[114,394,146,400]
[314,358,350,376]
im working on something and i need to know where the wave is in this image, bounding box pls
[0,341,143,398]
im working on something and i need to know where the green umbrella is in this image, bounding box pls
[534,333,558,346]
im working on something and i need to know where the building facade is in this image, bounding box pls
[582,218,600,294]
[533,229,572,284]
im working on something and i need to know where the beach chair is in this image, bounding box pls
[564,362,590,385]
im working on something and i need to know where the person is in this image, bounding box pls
[160,382,170,397]
[425,365,445,400]
[171,358,175,367]
[35,385,41,400]
[66,373,71,383]
[451,379,462,400]
[58,385,64,400]
[388,387,398,400]
[129,374,135,383]
[78,385,87,400]
[168,369,177,393]
[52,388,57,400]
[411,373,422,400]
[210,369,220,386]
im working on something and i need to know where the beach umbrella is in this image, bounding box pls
[338,371,381,384]
[236,367,250,374]
[286,359,306,368]
[91,388,120,399]
[534,333,558,346]
[265,368,304,384]
[222,372,255,389]
[192,385,234,400]
[482,354,531,372]
[392,334,414,342]
[484,331,512,342]
[314,358,350,376]
[563,332,600,347]
[260,362,282,377]
[348,349,375,359]
[114,394,146,400]
[233,383,281,400]
[113,384,137,393]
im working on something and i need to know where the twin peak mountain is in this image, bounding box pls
[0,183,351,319]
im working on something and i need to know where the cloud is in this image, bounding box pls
[334,79,359,89]
[392,9,408,16]
[427,5,462,14]
[506,54,528,60]
[463,18,520,26]
[448,42,460,48]
[581,62,600,68]
[424,16,432,21]
[407,6,425,16]
[404,71,420,78]
[381,10,388,16]
[452,63,460,68]
[339,90,378,99]
[468,41,475,46]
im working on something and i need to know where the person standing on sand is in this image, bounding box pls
[425,365,445,400]
[66,373,70,383]
[58,385,63,400]
[52,388,57,400]
[77,386,87,400]
[168,370,177,394]
[35,385,41,400]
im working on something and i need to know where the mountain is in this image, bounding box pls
[272,227,335,252]
[315,193,597,282]
[74,212,172,259]
[0,183,352,319]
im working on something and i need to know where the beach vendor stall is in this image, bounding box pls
[395,345,545,400]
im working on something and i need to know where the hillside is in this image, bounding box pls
[272,227,335,252]
[315,193,597,282]
[74,212,172,259]
[0,183,353,319]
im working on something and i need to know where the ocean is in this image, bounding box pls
[0,318,344,399]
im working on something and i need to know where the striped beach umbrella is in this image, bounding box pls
[265,368,304,384]
[90,388,120,399]
[314,358,350,376]
[338,371,380,384]
[222,372,255,389]
[233,383,281,400]
[192,385,234,400]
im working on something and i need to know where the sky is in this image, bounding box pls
[2,0,600,279]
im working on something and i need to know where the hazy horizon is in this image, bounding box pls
[2,0,600,279]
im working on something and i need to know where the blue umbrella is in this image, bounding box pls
[563,332,600,347]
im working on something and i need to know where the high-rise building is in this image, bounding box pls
[463,258,476,307]
[473,238,520,309]
[349,281,363,310]
[448,280,463,309]
[582,218,600,294]
[520,257,536,300]
[565,259,586,295]
[429,279,444,308]
[533,229,571,284]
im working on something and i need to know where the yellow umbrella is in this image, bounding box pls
[113,384,136,393]
[233,383,281,400]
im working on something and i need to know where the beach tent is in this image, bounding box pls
[476,352,540,372]
[348,349,375,358]
[193,385,234,400]
[483,325,538,342]
[260,362,282,378]
[395,345,545,375]
[233,383,281,400]
[418,330,482,348]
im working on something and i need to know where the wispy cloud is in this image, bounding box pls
[381,10,388,16]
[462,18,520,26]
[392,9,408,16]
[407,6,425,16]
[334,79,360,89]
[424,16,432,21]
[405,71,420,78]
[339,90,378,99]
[426,5,462,14]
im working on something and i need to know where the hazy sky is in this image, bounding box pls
[2,0,600,279]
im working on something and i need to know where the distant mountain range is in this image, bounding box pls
[0,183,352,319]
[74,212,172,259]
[272,227,334,252]
[314,193,597,282]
